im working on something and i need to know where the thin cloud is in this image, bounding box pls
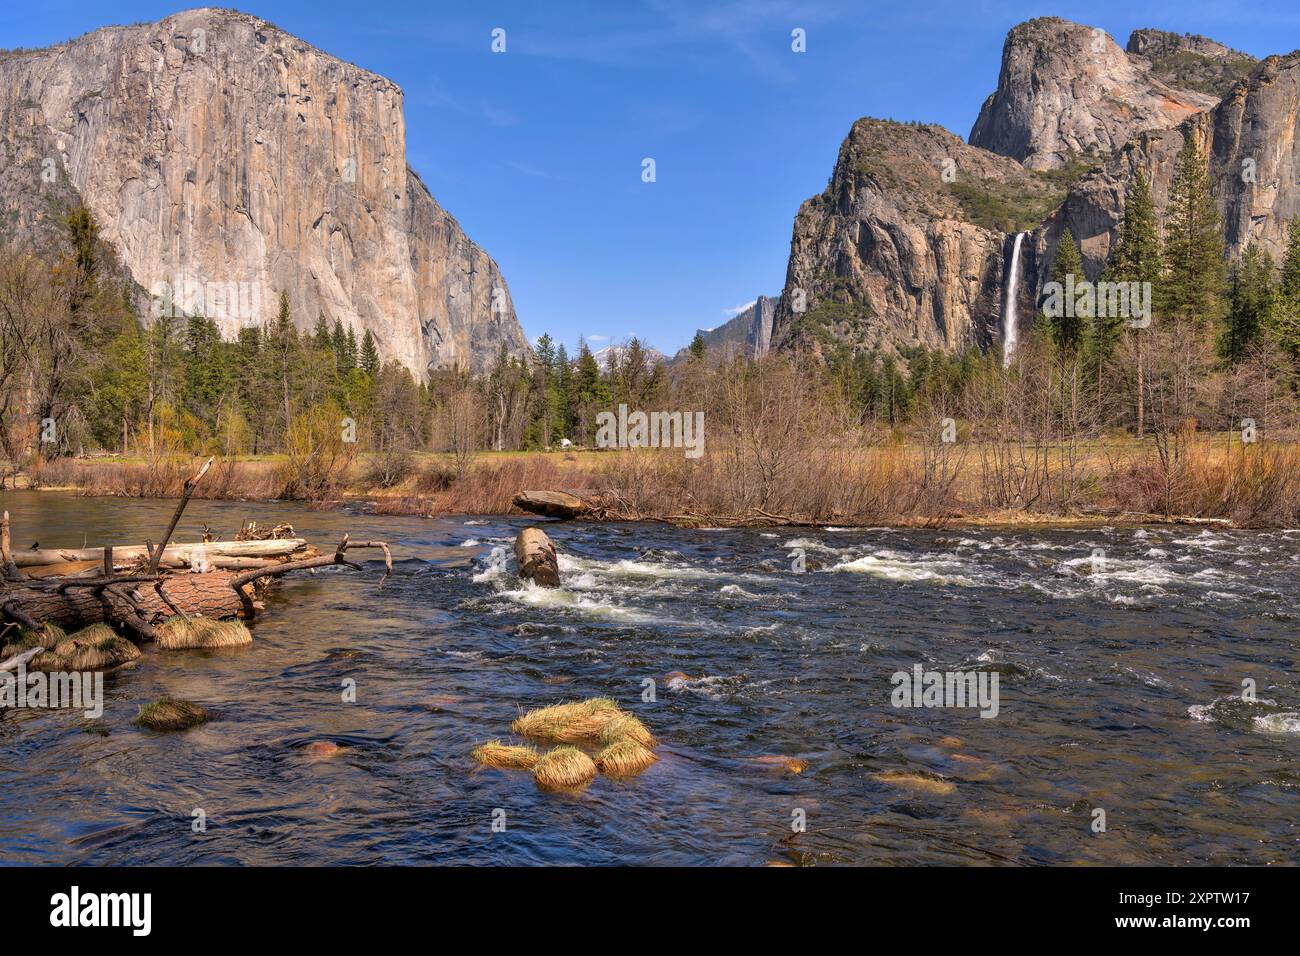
[723,299,757,316]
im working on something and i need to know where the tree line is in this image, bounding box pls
[3,135,1299,497]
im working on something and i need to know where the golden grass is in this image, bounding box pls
[133,696,208,731]
[471,739,541,770]
[154,616,252,650]
[595,739,659,778]
[598,713,657,749]
[511,697,622,744]
[14,623,141,672]
[532,746,597,791]
[1,622,66,659]
[27,437,1300,528]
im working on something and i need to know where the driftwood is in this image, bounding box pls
[0,458,388,648]
[11,538,309,569]
[513,490,596,519]
[514,527,560,587]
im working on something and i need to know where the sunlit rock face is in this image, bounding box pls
[0,7,527,372]
[970,18,1218,171]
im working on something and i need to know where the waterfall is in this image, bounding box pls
[1001,232,1025,367]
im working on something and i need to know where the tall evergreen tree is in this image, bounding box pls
[1047,228,1086,354]
[1101,170,1163,436]
[1268,220,1300,364]
[1161,138,1227,325]
[359,329,380,376]
[1223,242,1273,363]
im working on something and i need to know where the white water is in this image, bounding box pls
[1002,232,1025,367]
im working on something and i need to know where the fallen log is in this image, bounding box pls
[0,461,388,647]
[515,527,560,587]
[11,538,310,569]
[1,571,246,633]
[513,490,595,520]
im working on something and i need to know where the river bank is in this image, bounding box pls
[9,437,1299,530]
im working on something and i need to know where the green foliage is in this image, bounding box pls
[947,153,1096,234]
[1145,48,1256,98]
[688,331,707,361]
[1267,220,1300,365]
[1161,138,1227,326]
[1223,242,1274,362]
[1047,228,1087,353]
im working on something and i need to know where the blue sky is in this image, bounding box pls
[5,1,1298,354]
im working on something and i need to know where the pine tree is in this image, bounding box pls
[688,331,707,361]
[1161,138,1227,325]
[1047,228,1086,354]
[572,340,608,444]
[1268,220,1300,364]
[1102,170,1162,436]
[312,312,330,347]
[1223,242,1273,363]
[330,318,348,370]
[531,333,557,448]
[554,343,573,439]
[344,325,359,371]
[359,329,380,376]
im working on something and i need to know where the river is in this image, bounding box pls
[0,491,1296,865]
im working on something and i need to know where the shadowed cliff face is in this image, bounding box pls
[970,18,1218,171]
[0,7,527,373]
[1041,51,1300,289]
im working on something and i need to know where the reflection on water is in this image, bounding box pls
[0,491,1297,865]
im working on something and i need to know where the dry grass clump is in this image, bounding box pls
[532,745,597,791]
[471,739,541,770]
[594,739,658,778]
[62,625,142,670]
[9,623,141,672]
[154,616,252,650]
[598,713,657,749]
[133,696,208,731]
[1,622,65,660]
[511,697,622,744]
[750,755,809,775]
[29,456,282,500]
[475,697,661,788]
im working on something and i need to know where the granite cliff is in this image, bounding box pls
[0,7,527,373]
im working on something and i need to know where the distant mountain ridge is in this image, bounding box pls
[672,295,776,362]
[770,17,1290,362]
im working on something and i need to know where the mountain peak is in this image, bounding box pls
[970,17,1218,170]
